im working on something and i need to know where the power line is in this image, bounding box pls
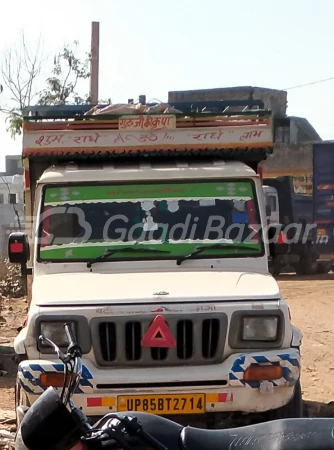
[284,76,334,90]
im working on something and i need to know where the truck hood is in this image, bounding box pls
[33,271,280,306]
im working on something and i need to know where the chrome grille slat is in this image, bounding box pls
[181,320,186,359]
[151,347,167,361]
[131,322,138,360]
[98,322,116,362]
[202,318,220,358]
[115,322,123,362]
[93,313,227,367]
[105,323,111,360]
[125,321,141,361]
[208,319,213,356]
[203,319,212,358]
[177,320,192,359]
[192,319,202,360]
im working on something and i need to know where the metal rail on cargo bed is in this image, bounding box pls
[22,100,267,120]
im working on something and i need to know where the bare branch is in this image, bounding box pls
[0,108,20,116]
[60,55,73,101]
[0,33,90,138]
[1,50,22,105]
[0,31,45,109]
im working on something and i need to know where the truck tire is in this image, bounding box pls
[269,261,280,277]
[295,250,317,275]
[268,380,303,419]
[317,261,331,274]
[295,263,305,276]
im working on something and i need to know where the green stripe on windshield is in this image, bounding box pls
[44,182,253,203]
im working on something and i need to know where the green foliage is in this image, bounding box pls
[6,114,23,138]
[0,36,95,138]
[37,41,91,106]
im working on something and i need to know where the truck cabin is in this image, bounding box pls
[8,99,276,278]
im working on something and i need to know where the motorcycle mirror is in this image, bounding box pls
[20,387,83,450]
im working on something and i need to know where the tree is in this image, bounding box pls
[0,31,44,138]
[0,33,92,138]
[37,40,91,106]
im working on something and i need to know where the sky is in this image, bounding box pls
[1,0,334,170]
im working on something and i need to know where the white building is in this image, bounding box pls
[0,173,24,256]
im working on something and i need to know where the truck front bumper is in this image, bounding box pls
[18,348,300,417]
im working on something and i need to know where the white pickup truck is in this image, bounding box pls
[9,99,303,428]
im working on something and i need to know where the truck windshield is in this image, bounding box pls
[37,179,264,262]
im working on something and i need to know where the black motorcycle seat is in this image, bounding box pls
[121,412,183,449]
[181,418,334,450]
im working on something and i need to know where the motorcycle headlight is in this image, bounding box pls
[39,321,76,347]
[242,316,278,341]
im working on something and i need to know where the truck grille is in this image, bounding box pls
[92,313,227,367]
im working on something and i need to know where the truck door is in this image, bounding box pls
[313,143,334,260]
[263,186,279,225]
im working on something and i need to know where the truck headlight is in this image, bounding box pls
[242,316,278,341]
[39,321,76,347]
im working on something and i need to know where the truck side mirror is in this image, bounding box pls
[265,204,271,216]
[8,232,30,264]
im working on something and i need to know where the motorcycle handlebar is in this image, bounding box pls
[38,335,66,362]
[64,323,83,357]
[64,323,76,348]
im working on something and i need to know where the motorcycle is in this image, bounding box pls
[15,323,334,450]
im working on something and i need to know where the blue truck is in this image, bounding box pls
[313,142,334,268]
[263,142,334,276]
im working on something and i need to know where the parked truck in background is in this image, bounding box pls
[312,142,334,268]
[263,177,316,276]
[261,143,334,276]
[8,98,303,429]
[164,87,333,277]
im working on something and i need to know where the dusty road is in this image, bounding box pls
[0,274,333,425]
[278,273,334,405]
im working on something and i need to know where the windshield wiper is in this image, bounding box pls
[86,247,171,268]
[176,242,260,265]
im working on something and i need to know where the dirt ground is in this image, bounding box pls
[0,274,333,428]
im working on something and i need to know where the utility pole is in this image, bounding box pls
[90,21,100,104]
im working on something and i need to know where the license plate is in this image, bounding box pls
[117,394,205,415]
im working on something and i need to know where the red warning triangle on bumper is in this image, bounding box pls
[141,315,176,348]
